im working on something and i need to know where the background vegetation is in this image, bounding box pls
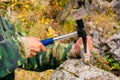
[0,0,120,80]
[0,0,74,80]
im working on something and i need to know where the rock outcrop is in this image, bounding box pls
[51,59,120,80]
[106,31,120,63]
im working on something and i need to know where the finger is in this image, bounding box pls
[31,42,46,52]
[39,43,46,52]
[30,51,37,56]
[87,36,91,39]
[29,53,36,58]
[75,37,83,47]
[29,54,32,58]
[75,47,80,56]
[87,36,93,51]
[31,46,41,52]
[89,40,93,51]
[89,37,93,51]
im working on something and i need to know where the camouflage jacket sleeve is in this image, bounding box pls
[20,42,73,71]
[0,16,74,78]
[0,35,73,78]
[0,36,28,78]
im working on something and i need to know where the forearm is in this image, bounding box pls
[21,42,73,71]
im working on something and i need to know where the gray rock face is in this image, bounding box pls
[51,25,120,80]
[86,22,107,54]
[87,26,120,63]
[70,7,88,20]
[107,31,120,63]
[112,0,120,15]
[51,1,120,79]
[51,59,120,80]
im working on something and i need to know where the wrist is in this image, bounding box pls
[67,44,79,58]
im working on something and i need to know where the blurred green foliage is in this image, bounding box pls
[63,17,76,33]
[104,54,120,70]
[58,0,69,7]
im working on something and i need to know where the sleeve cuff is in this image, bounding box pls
[17,37,30,58]
[67,44,78,58]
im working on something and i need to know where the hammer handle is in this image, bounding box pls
[40,38,54,46]
[40,32,77,46]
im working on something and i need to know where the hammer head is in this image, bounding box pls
[76,19,87,53]
[76,19,91,64]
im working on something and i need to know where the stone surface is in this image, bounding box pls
[106,31,120,63]
[70,7,88,20]
[51,59,120,80]
[112,0,120,15]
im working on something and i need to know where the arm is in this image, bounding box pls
[0,16,46,78]
[0,16,93,77]
[0,35,48,78]
[20,36,93,72]
[0,36,26,78]
[20,42,73,71]
[0,16,28,78]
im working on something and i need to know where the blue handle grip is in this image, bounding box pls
[40,38,54,46]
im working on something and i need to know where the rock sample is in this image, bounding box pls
[51,59,120,80]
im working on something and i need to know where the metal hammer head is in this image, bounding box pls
[76,19,87,53]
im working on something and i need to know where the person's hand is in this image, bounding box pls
[74,36,93,57]
[26,37,46,58]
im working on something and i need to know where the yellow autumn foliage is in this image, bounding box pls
[46,27,55,38]
[40,17,51,25]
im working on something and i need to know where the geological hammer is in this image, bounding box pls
[40,19,87,53]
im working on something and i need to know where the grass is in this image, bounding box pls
[15,68,53,80]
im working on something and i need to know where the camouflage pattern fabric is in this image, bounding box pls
[0,16,27,78]
[20,43,72,71]
[0,16,73,79]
